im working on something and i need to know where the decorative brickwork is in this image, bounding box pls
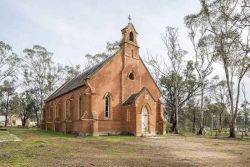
[41,22,165,136]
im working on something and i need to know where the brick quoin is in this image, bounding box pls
[41,21,165,136]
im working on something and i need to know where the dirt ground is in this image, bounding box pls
[0,129,249,167]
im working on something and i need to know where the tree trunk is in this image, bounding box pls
[192,109,196,133]
[198,82,204,135]
[170,110,177,133]
[222,58,235,138]
[229,119,236,138]
[229,78,243,138]
[219,111,223,133]
[35,109,39,127]
[4,114,8,127]
[174,82,179,134]
[4,92,10,127]
[245,118,248,136]
[37,92,43,127]
[21,118,26,127]
[211,113,214,136]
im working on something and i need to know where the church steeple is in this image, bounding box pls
[120,17,139,59]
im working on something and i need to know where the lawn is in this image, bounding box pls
[0,131,21,142]
[0,128,249,167]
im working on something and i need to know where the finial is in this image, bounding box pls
[128,15,132,23]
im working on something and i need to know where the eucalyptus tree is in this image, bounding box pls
[11,91,38,127]
[241,0,250,27]
[84,41,120,68]
[183,98,200,133]
[212,79,229,132]
[185,15,216,135]
[22,45,64,124]
[187,0,250,138]
[0,41,20,82]
[148,27,200,133]
[62,64,82,82]
[240,83,249,136]
[0,80,16,127]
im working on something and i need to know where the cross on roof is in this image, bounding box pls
[128,15,132,23]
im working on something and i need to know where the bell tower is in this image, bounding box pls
[120,16,140,59]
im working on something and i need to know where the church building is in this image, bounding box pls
[41,21,165,136]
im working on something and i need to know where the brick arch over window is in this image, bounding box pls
[55,100,62,121]
[103,92,114,100]
[78,94,83,119]
[66,99,72,120]
[140,103,152,115]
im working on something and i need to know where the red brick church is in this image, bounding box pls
[41,21,165,136]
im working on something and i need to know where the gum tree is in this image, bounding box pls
[185,15,216,135]
[187,0,250,137]
[148,27,199,133]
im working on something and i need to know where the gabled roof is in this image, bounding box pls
[123,87,155,105]
[45,53,117,102]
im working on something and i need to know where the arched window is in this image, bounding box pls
[57,102,62,120]
[79,95,83,119]
[50,106,53,121]
[46,106,49,121]
[105,95,111,118]
[55,105,58,120]
[129,32,134,42]
[66,100,71,120]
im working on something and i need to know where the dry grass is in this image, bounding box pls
[0,131,21,142]
[0,128,249,167]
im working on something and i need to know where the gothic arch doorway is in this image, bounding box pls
[142,106,149,133]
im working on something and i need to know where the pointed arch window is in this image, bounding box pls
[105,95,111,118]
[66,100,71,120]
[49,106,53,121]
[79,95,83,119]
[46,106,49,121]
[129,32,134,42]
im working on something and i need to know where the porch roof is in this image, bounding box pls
[123,87,155,105]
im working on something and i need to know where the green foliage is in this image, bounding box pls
[0,80,16,126]
[11,90,39,127]
[22,45,65,123]
[165,121,172,133]
[84,41,120,68]
[62,64,82,81]
[0,41,20,81]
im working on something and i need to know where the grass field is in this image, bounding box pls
[0,128,249,167]
[0,131,21,142]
